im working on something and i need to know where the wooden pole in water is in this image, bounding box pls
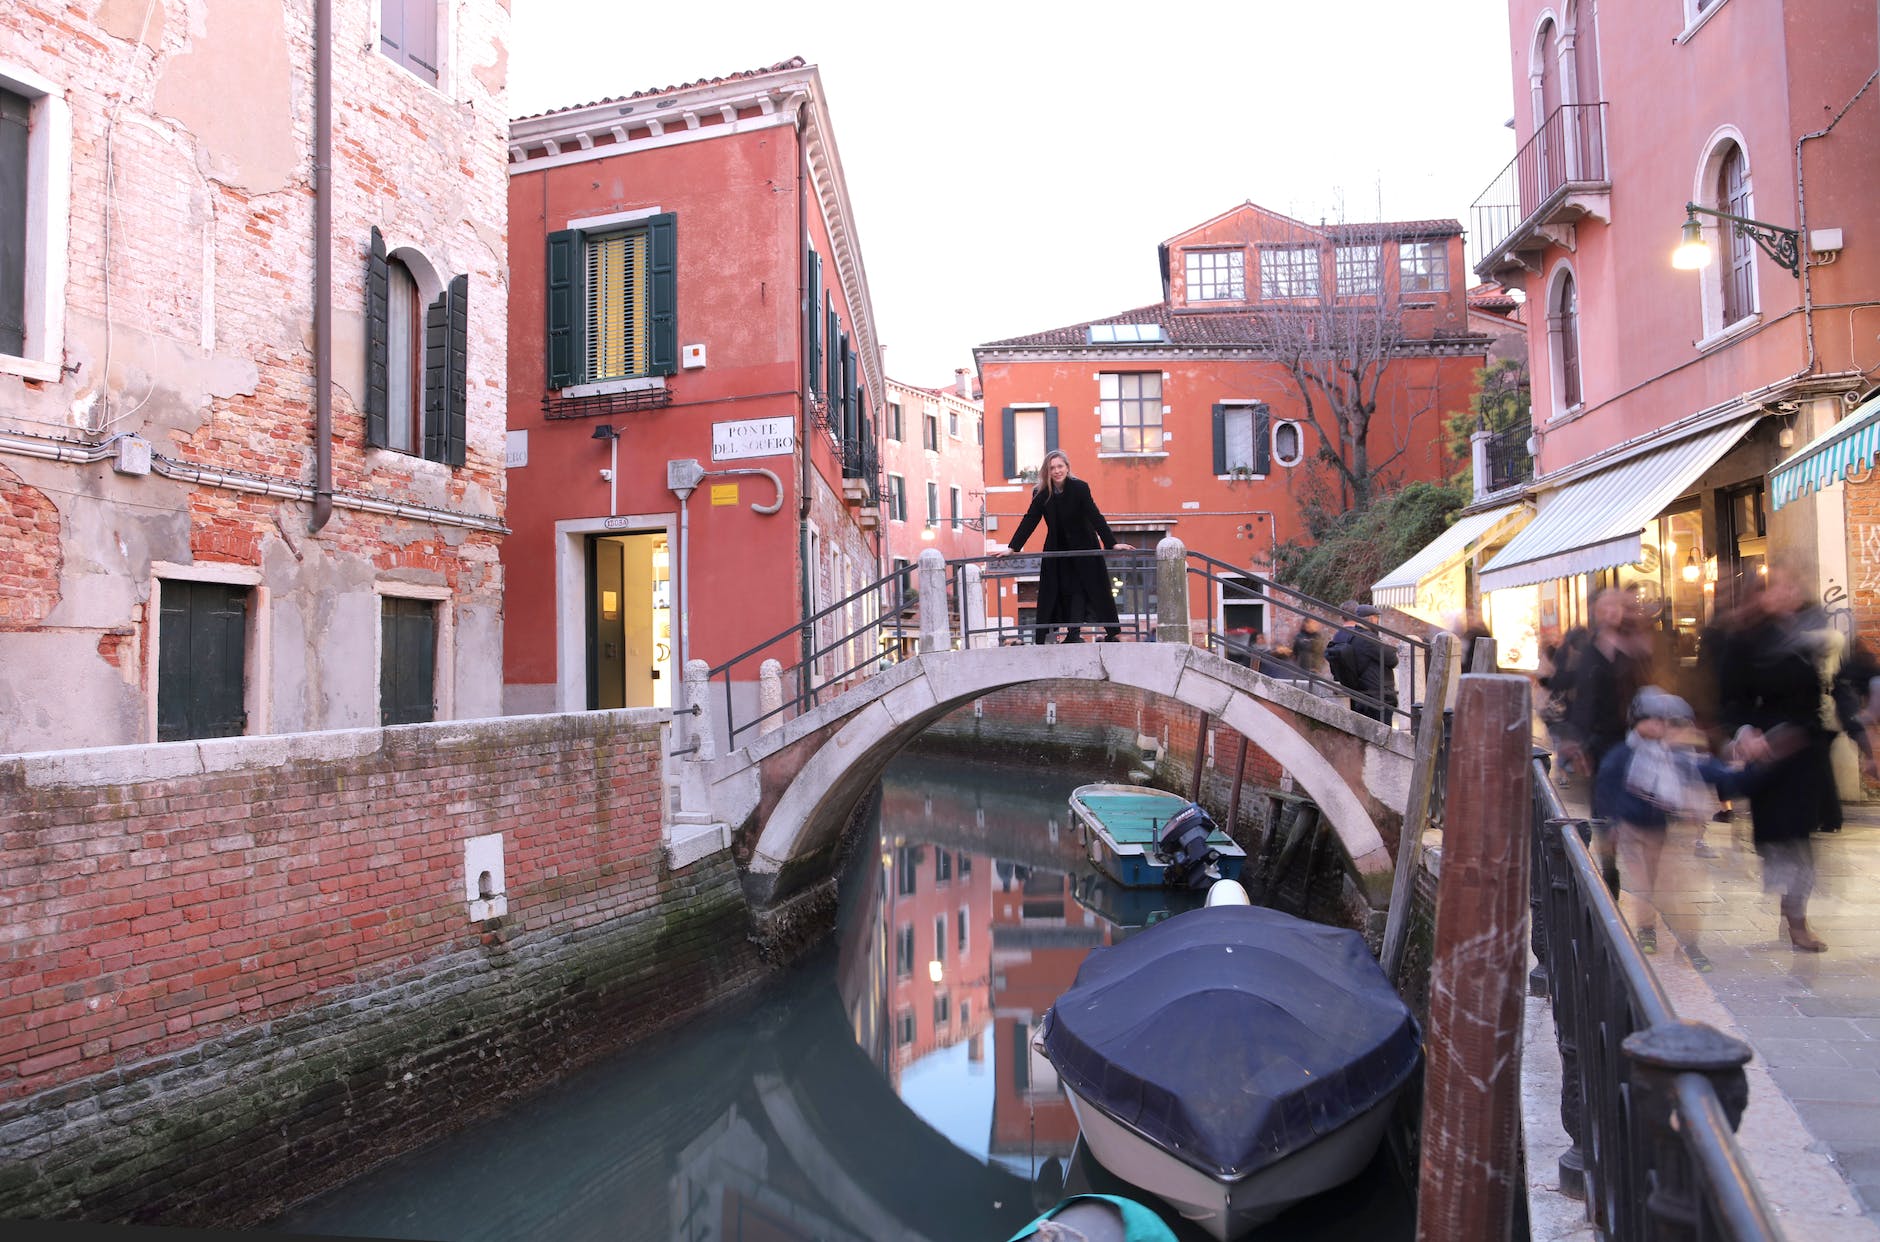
[1380,629,1455,980]
[1416,672,1532,1242]
[1190,712,1209,803]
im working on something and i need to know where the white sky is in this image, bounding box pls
[509,1,1518,387]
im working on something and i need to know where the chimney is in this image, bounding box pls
[955,368,972,399]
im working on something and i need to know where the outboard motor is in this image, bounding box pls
[1156,802,1222,889]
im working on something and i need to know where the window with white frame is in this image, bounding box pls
[365,230,468,465]
[887,474,907,522]
[896,924,914,977]
[957,906,969,955]
[1335,244,1383,297]
[948,406,960,438]
[1273,420,1304,467]
[545,214,677,388]
[1717,141,1754,327]
[380,0,441,85]
[0,65,70,382]
[924,411,940,451]
[1100,372,1164,453]
[1260,246,1321,300]
[950,486,962,530]
[886,400,903,441]
[1399,240,1448,293]
[1547,266,1583,416]
[925,480,939,527]
[1184,249,1245,302]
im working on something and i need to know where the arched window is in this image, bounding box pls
[1549,268,1582,415]
[384,257,421,453]
[1717,142,1753,325]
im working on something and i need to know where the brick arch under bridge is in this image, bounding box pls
[678,642,1418,913]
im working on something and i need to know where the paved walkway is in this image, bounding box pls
[1528,784,1880,1239]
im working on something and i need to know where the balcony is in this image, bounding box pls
[1471,103,1611,281]
[1483,419,1533,496]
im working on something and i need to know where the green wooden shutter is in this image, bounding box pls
[380,597,437,726]
[808,250,824,395]
[444,273,468,467]
[364,228,390,447]
[0,89,24,358]
[1001,407,1017,480]
[1211,403,1226,475]
[158,582,248,741]
[648,212,677,376]
[841,336,857,443]
[1044,406,1059,453]
[423,289,448,462]
[1253,405,1271,475]
[546,229,581,388]
[827,304,840,418]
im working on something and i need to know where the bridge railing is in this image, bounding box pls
[1527,755,1781,1240]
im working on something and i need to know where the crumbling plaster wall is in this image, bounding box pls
[0,1,510,752]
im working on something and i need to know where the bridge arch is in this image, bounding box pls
[686,643,1416,911]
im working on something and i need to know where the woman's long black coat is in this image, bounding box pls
[1006,478,1121,626]
[1718,616,1837,845]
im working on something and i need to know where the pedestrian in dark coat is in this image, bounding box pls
[1326,605,1398,722]
[1000,450,1133,643]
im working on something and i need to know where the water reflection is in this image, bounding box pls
[271,754,1410,1242]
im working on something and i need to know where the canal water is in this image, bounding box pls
[271,753,1414,1242]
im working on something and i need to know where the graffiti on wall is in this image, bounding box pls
[1856,524,1880,595]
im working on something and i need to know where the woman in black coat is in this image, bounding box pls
[1000,451,1133,643]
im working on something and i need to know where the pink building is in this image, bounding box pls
[880,371,986,638]
[1439,2,1880,674]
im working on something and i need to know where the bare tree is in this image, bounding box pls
[1258,222,1442,514]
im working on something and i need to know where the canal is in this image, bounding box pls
[271,752,1414,1241]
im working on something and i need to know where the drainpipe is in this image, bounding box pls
[796,104,813,673]
[1794,68,1877,383]
[308,0,334,533]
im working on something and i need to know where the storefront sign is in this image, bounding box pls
[712,417,794,462]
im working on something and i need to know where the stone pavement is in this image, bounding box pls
[1525,786,1880,1240]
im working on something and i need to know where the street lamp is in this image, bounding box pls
[1671,203,1801,276]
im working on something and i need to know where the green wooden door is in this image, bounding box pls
[157,581,248,741]
[380,597,437,725]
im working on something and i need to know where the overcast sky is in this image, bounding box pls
[509,1,1518,387]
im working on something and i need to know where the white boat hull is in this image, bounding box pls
[1059,1077,1405,1240]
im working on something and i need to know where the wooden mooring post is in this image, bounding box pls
[1416,673,1532,1242]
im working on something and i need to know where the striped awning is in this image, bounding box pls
[1480,418,1756,593]
[1769,393,1880,510]
[1371,503,1525,608]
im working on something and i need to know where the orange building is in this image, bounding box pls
[975,203,1489,646]
[501,59,884,720]
[1447,3,1880,675]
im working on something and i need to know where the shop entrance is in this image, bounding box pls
[587,532,672,710]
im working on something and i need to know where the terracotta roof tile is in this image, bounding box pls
[514,57,808,122]
[980,301,1488,352]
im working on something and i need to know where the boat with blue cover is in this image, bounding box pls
[1068,784,1246,889]
[1035,903,1421,1239]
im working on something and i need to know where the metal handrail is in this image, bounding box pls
[1471,102,1608,270]
[1528,756,1781,1240]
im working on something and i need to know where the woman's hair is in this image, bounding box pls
[1033,449,1073,498]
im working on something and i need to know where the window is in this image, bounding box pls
[896,925,915,977]
[366,230,467,465]
[950,486,962,530]
[936,849,952,883]
[1273,420,1304,467]
[1336,244,1383,297]
[948,406,960,438]
[934,915,948,964]
[892,556,912,607]
[960,998,971,1029]
[975,414,983,446]
[934,994,951,1026]
[1259,246,1321,300]
[887,400,903,441]
[379,0,439,85]
[1001,406,1058,479]
[1212,403,1270,475]
[887,474,907,522]
[1553,270,1582,411]
[896,845,919,895]
[380,597,437,725]
[959,854,971,878]
[1185,249,1245,301]
[1399,240,1448,293]
[1718,143,1754,326]
[157,581,250,742]
[1100,372,1163,454]
[925,481,939,527]
[1086,323,1166,344]
[923,411,940,451]
[957,907,969,955]
[545,214,677,388]
[897,1010,915,1047]
[0,66,70,382]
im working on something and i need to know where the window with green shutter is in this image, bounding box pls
[380,596,438,726]
[545,214,677,389]
[366,228,467,466]
[157,581,249,742]
[0,87,27,358]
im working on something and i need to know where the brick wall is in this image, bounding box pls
[0,712,768,1226]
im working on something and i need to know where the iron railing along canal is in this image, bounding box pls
[1526,755,1781,1241]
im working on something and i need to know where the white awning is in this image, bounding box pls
[1769,392,1880,510]
[1371,503,1525,608]
[1479,418,1756,593]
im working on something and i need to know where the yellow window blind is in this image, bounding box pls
[587,231,648,380]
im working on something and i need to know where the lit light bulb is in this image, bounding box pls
[1672,215,1713,270]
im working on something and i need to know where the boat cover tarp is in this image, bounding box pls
[1040,905,1420,1181]
[1077,789,1235,847]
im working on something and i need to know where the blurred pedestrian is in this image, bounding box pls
[1327,604,1399,723]
[1562,590,1655,893]
[1291,617,1328,677]
[1834,634,1880,780]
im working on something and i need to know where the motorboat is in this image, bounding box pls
[1035,905,1421,1239]
[1068,784,1246,890]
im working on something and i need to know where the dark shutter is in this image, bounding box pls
[1211,403,1227,475]
[0,88,28,358]
[422,288,448,462]
[380,597,437,726]
[1253,405,1272,475]
[807,250,824,394]
[841,337,857,442]
[827,305,840,418]
[1044,405,1059,453]
[444,273,468,467]
[364,228,390,447]
[158,582,248,742]
[546,229,582,389]
[1001,407,1017,480]
[647,212,677,375]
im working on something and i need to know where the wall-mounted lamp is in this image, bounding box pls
[590,423,618,441]
[1672,202,1801,276]
[1681,551,1701,584]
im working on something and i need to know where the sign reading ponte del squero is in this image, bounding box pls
[711,417,795,462]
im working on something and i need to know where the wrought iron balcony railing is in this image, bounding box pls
[1484,419,1533,494]
[1471,103,1609,275]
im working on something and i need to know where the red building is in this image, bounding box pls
[975,203,1488,646]
[502,59,884,719]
